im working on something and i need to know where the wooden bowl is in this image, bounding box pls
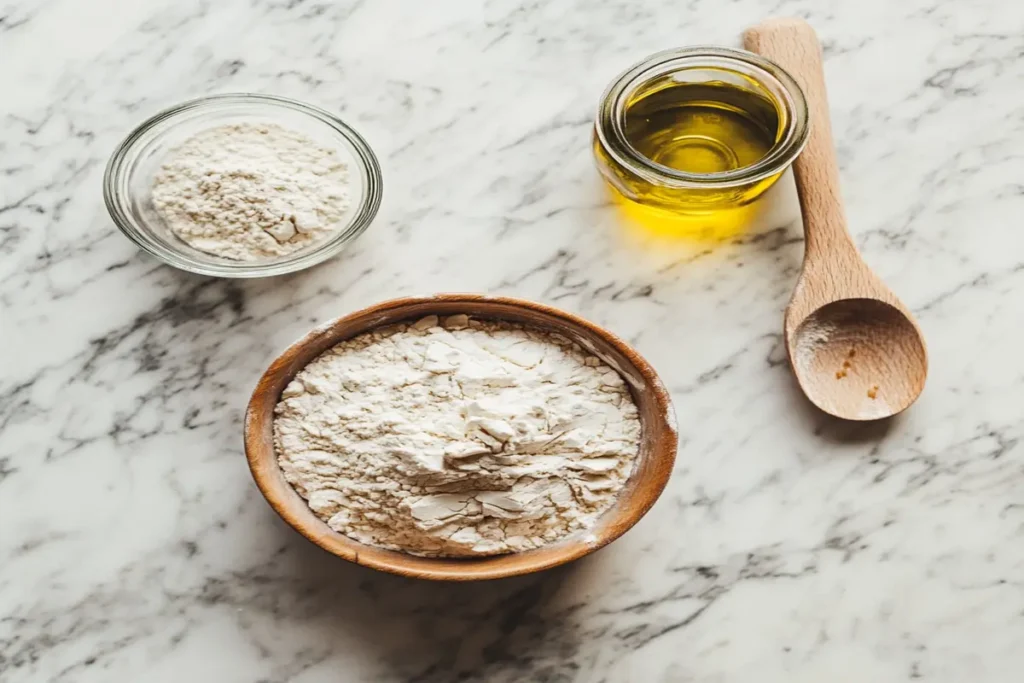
[244,294,677,581]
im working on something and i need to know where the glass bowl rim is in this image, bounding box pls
[102,93,383,279]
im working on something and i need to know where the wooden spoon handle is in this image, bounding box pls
[744,18,858,264]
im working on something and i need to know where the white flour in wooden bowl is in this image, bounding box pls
[272,315,642,557]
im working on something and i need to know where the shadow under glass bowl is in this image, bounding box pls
[103,93,382,278]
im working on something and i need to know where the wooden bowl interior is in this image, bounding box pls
[245,295,676,580]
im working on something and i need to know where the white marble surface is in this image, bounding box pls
[3,0,1024,680]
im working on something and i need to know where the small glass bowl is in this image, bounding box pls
[104,94,382,278]
[594,47,808,215]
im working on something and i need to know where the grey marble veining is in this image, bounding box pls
[3,0,1024,680]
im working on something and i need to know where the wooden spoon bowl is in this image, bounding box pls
[244,294,678,581]
[792,299,927,420]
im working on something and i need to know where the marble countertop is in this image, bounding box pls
[3,0,1023,680]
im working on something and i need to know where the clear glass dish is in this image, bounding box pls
[594,47,808,213]
[103,93,382,278]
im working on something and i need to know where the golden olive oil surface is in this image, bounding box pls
[624,81,780,175]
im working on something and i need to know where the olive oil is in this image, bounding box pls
[593,49,809,242]
[623,81,780,175]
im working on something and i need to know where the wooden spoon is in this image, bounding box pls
[744,18,927,420]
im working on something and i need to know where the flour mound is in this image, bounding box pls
[273,316,642,557]
[151,122,350,261]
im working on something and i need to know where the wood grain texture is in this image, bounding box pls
[744,18,928,420]
[244,294,678,581]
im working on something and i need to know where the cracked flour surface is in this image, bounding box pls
[273,315,641,557]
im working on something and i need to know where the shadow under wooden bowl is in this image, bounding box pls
[244,294,678,581]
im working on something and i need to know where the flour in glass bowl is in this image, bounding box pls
[273,315,642,557]
[150,122,350,261]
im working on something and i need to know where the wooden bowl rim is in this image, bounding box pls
[244,294,677,581]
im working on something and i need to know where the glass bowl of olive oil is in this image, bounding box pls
[594,47,808,230]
